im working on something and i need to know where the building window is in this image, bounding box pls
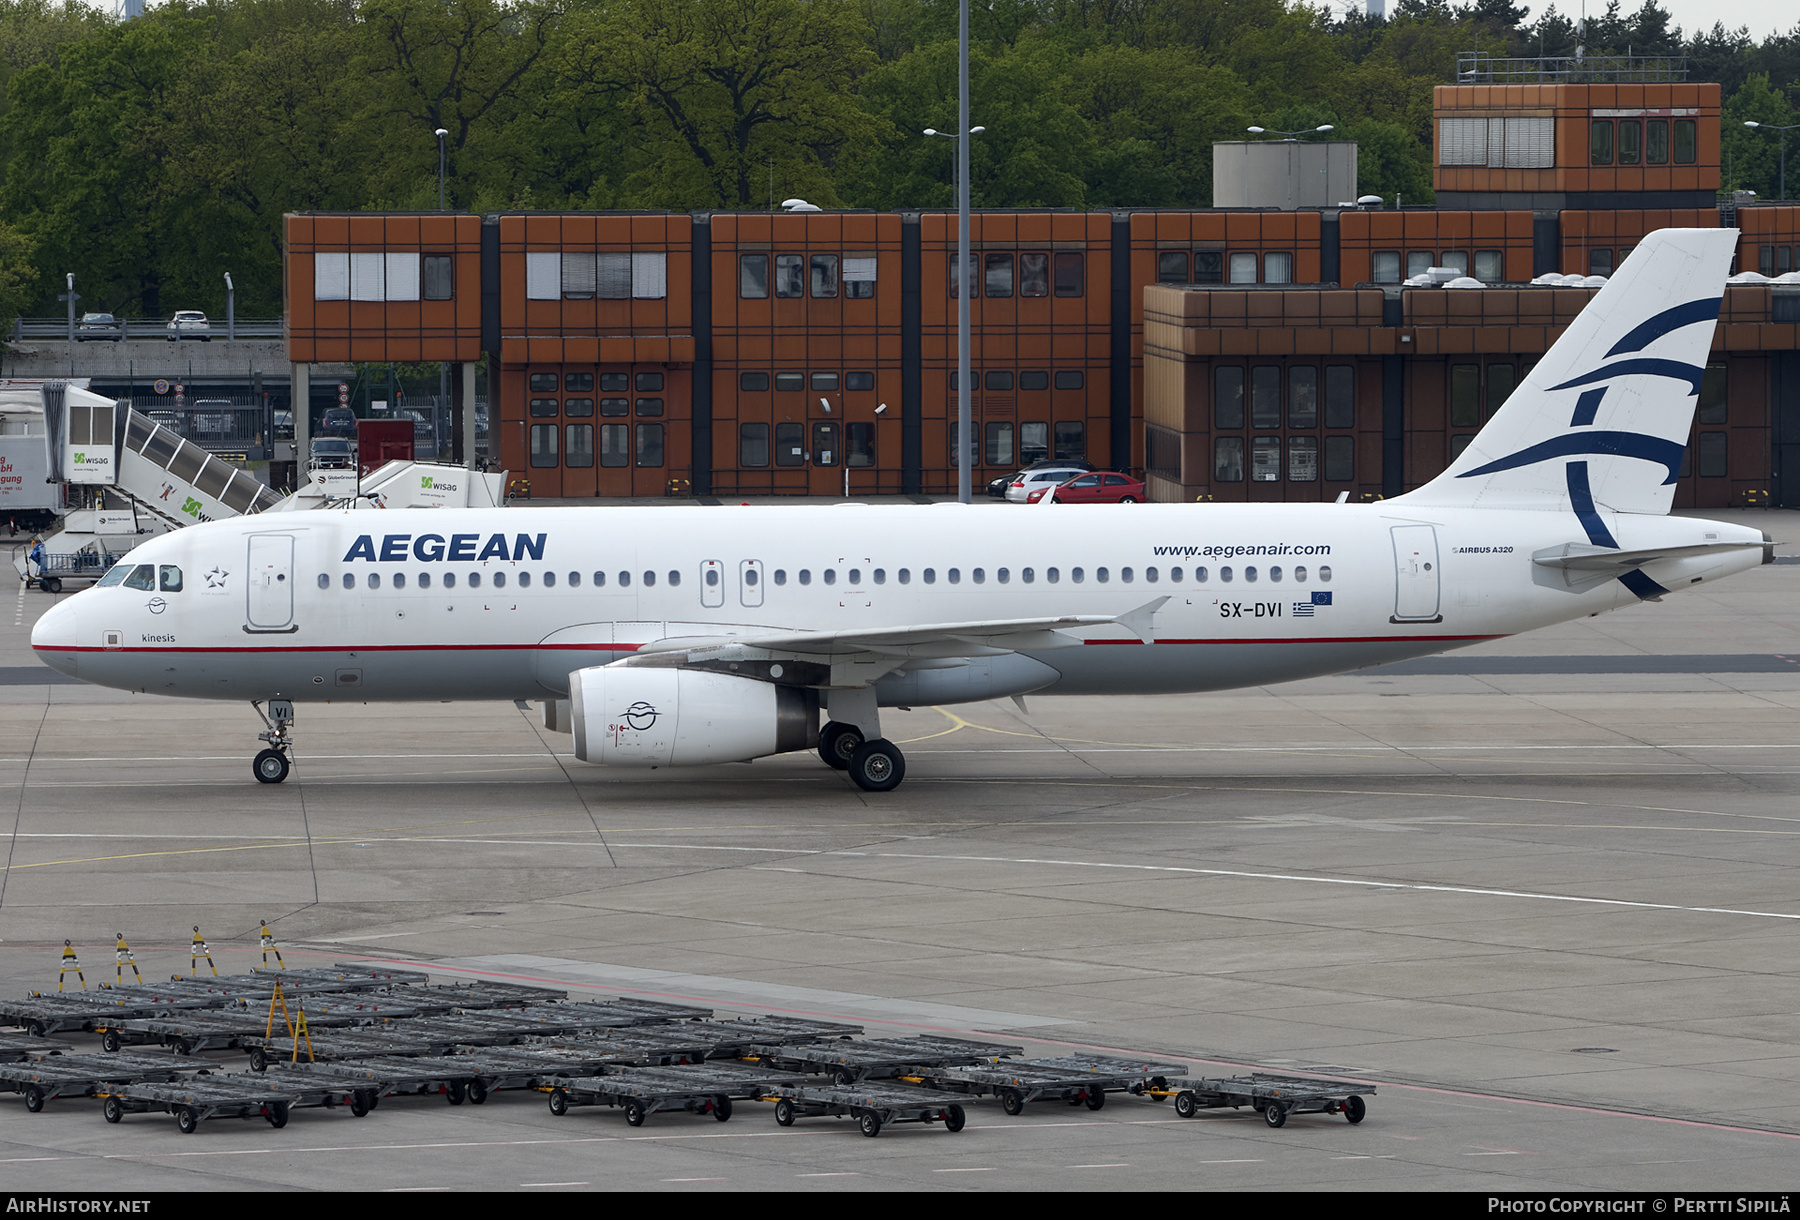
[1450,433,1476,461]
[1698,363,1728,424]
[1019,370,1048,391]
[810,254,838,298]
[1228,252,1258,283]
[985,253,1013,298]
[636,423,664,467]
[565,398,594,418]
[1264,252,1293,284]
[740,254,768,298]
[1054,421,1084,460]
[740,422,769,466]
[1474,250,1504,282]
[529,397,559,418]
[1324,434,1354,482]
[1020,421,1048,463]
[565,372,593,393]
[1250,366,1281,428]
[1147,426,1181,482]
[597,423,629,466]
[565,424,594,468]
[592,253,630,298]
[1195,251,1224,283]
[1646,119,1669,164]
[1591,119,1613,165]
[1054,252,1084,297]
[1408,251,1433,278]
[631,252,667,299]
[741,372,770,392]
[1487,364,1516,417]
[600,397,628,417]
[1054,370,1084,390]
[985,421,1013,466]
[1697,431,1728,478]
[845,371,874,391]
[636,372,663,392]
[775,421,805,465]
[949,254,978,298]
[985,370,1013,392]
[1158,252,1188,283]
[1324,365,1355,429]
[1287,366,1317,428]
[423,255,453,300]
[1618,119,1641,165]
[1019,253,1049,297]
[530,423,558,468]
[775,371,804,392]
[1215,436,1245,482]
[1215,366,1245,430]
[1440,251,1468,275]
[811,372,838,392]
[1287,435,1318,481]
[529,372,558,393]
[636,398,664,417]
[600,372,628,392]
[844,255,876,298]
[847,422,875,467]
[1450,364,1481,428]
[775,254,804,297]
[1372,252,1400,284]
[1251,435,1281,481]
[1589,249,1613,277]
[561,253,596,299]
[1674,119,1696,164]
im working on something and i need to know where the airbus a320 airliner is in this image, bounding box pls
[31,229,1770,791]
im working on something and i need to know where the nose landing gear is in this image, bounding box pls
[251,699,295,784]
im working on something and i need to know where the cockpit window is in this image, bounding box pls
[122,565,156,591]
[159,565,182,592]
[98,565,131,587]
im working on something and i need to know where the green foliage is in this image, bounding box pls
[0,0,1795,311]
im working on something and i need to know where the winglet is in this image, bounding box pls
[1115,596,1170,643]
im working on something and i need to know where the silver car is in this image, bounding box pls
[166,310,211,341]
[1004,465,1090,503]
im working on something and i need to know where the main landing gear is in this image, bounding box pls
[251,699,295,784]
[818,692,906,793]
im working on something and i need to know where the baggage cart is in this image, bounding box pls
[914,1054,1188,1115]
[0,1052,200,1112]
[1168,1073,1373,1128]
[96,1075,304,1133]
[742,1035,1023,1083]
[544,1063,803,1126]
[760,1081,971,1138]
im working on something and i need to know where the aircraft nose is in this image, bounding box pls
[31,596,84,679]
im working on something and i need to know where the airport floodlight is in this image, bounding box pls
[1246,126,1265,133]
[1358,194,1384,206]
[782,198,822,212]
[819,398,832,413]
[875,403,888,415]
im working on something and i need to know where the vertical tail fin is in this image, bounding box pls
[1397,228,1737,517]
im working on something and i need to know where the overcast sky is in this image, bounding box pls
[1547,0,1796,39]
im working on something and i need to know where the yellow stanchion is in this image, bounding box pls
[57,941,85,992]
[114,933,142,985]
[190,926,217,978]
[259,921,285,969]
[266,980,313,1063]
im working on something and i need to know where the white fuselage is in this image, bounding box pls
[28,502,1767,706]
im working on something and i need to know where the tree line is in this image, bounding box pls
[0,0,1795,326]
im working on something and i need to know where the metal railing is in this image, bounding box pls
[123,399,274,455]
[9,316,285,342]
[1455,52,1687,83]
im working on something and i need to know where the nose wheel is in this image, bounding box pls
[251,699,295,785]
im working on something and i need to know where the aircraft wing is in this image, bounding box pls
[622,597,1169,683]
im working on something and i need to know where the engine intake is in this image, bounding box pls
[569,665,817,766]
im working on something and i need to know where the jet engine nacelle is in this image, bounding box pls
[569,665,817,766]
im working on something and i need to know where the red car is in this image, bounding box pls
[1026,472,1145,504]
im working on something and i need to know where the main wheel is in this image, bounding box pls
[1175,1091,1198,1119]
[858,1112,882,1138]
[351,1092,371,1117]
[1084,1089,1106,1111]
[832,1068,855,1086]
[445,1080,465,1105]
[467,1079,488,1105]
[267,1101,288,1129]
[774,1098,795,1127]
[249,1049,268,1072]
[818,721,862,770]
[847,739,905,793]
[1344,1095,1366,1124]
[1000,1089,1024,1116]
[547,1089,568,1117]
[1264,1103,1287,1128]
[42,577,60,594]
[172,1039,192,1056]
[101,1031,121,1053]
[624,1100,646,1127]
[103,1096,123,1124]
[253,749,290,785]
[24,1086,43,1113]
[712,1095,732,1122]
[177,1106,199,1134]
[944,1105,965,1133]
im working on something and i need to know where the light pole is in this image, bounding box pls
[435,127,449,210]
[1246,124,1336,141]
[924,122,985,500]
[223,272,234,342]
[1744,121,1798,202]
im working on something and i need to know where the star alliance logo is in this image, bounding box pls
[204,567,228,589]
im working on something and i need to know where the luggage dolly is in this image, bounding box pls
[0,1033,74,1063]
[95,1075,304,1133]
[911,1054,1188,1116]
[760,1082,970,1138]
[739,1035,1023,1084]
[545,1064,802,1127]
[0,1052,198,1112]
[1163,1074,1374,1128]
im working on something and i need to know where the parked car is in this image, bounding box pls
[399,409,435,441]
[166,311,211,341]
[1027,472,1146,504]
[1004,464,1092,503]
[309,437,355,469]
[76,312,122,342]
[986,458,1097,499]
[319,407,358,436]
[273,410,294,441]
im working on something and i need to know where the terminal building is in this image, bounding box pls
[282,60,1800,508]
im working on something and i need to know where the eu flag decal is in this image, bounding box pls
[1312,591,1332,605]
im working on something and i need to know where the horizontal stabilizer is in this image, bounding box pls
[1531,540,1763,571]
